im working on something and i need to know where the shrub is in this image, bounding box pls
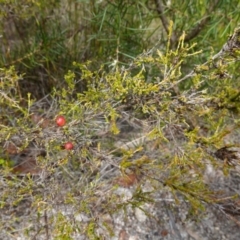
[1,25,240,239]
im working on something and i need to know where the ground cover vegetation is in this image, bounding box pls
[0,0,240,239]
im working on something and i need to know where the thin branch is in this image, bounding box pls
[154,0,177,44]
[154,0,221,46]
[154,0,169,34]
[184,15,211,43]
[185,0,221,42]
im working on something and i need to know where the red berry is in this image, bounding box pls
[64,142,74,150]
[56,115,66,127]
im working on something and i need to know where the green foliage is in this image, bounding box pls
[1,30,240,237]
[0,0,239,98]
[1,1,240,239]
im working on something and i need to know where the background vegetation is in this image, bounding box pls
[0,0,240,239]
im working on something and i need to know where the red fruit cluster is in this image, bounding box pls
[56,115,74,150]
